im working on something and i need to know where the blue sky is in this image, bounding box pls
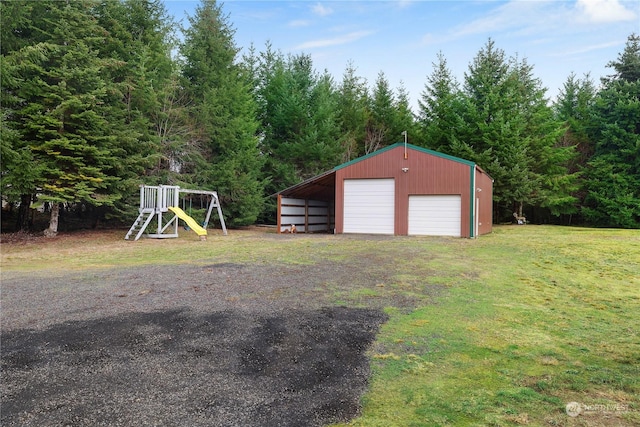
[165,0,640,111]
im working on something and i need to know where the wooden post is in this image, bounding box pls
[305,199,309,233]
[277,194,282,234]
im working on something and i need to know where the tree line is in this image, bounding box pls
[1,0,639,235]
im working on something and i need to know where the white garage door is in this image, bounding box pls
[343,179,395,234]
[408,195,461,236]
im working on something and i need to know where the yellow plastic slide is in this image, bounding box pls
[168,206,207,236]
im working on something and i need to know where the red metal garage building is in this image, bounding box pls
[276,143,493,238]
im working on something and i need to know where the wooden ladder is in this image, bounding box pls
[124,210,154,241]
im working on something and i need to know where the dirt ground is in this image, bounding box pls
[0,240,434,427]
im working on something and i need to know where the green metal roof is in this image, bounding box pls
[276,142,481,199]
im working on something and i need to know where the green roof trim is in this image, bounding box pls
[333,144,398,170]
[333,142,476,171]
[470,164,476,238]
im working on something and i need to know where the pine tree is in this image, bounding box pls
[94,0,179,219]
[2,0,126,235]
[273,54,340,177]
[0,55,44,230]
[0,0,37,54]
[554,73,597,171]
[460,40,571,221]
[417,52,468,156]
[1,1,51,230]
[603,33,640,84]
[336,61,369,160]
[308,70,342,171]
[393,82,416,145]
[553,73,597,223]
[2,0,183,231]
[254,50,297,199]
[582,34,640,228]
[510,57,576,220]
[256,52,341,196]
[367,71,395,152]
[461,40,529,220]
[181,0,264,227]
[367,75,416,150]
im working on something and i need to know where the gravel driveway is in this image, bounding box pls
[1,259,397,426]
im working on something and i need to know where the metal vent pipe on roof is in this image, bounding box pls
[402,131,408,159]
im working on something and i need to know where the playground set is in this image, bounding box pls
[125,185,227,241]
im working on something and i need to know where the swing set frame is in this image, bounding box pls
[125,185,227,241]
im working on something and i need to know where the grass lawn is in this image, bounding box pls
[2,225,639,426]
[336,226,640,427]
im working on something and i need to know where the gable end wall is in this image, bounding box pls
[335,146,473,237]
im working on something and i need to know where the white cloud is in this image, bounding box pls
[551,39,626,56]
[288,19,310,28]
[311,2,333,17]
[294,30,374,50]
[396,0,414,9]
[420,0,637,46]
[575,0,637,23]
[449,1,557,38]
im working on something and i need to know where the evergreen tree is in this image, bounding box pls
[462,39,529,220]
[2,0,126,235]
[2,1,49,230]
[0,54,44,230]
[0,0,37,54]
[149,72,201,184]
[460,40,572,221]
[367,71,395,152]
[417,52,468,155]
[181,0,264,227]
[392,81,416,146]
[603,33,640,84]
[94,0,179,217]
[553,73,597,223]
[367,76,416,149]
[308,70,342,170]
[554,72,597,171]
[582,34,640,228]
[257,52,341,196]
[510,56,576,219]
[251,49,297,220]
[336,61,369,160]
[275,54,340,176]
